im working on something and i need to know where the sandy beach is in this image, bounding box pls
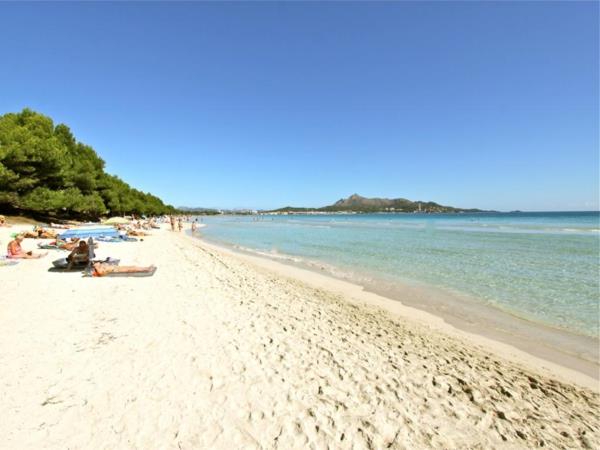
[1,224,598,449]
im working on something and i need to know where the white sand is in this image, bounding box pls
[0,224,598,449]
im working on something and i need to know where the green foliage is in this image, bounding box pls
[0,109,175,219]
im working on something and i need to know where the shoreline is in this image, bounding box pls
[190,231,599,389]
[2,224,599,448]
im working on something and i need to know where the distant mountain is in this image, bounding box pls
[268,194,485,214]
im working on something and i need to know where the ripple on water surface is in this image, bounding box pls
[198,212,600,338]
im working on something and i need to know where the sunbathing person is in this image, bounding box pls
[59,238,81,251]
[39,237,81,251]
[50,222,71,229]
[7,236,48,259]
[92,262,155,277]
[20,227,57,239]
[40,230,57,239]
[66,241,93,269]
[127,230,148,237]
[35,226,58,239]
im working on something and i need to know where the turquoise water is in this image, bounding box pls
[197,212,600,337]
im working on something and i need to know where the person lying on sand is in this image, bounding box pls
[92,262,155,277]
[7,236,48,259]
[21,227,57,239]
[36,227,57,239]
[66,241,92,269]
[58,237,81,251]
[39,237,83,251]
[50,222,71,229]
[127,230,148,237]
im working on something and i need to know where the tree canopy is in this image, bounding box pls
[0,109,175,219]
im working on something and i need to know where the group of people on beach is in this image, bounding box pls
[169,216,183,232]
[4,215,201,264]
[168,215,201,234]
[2,217,159,277]
[6,233,90,264]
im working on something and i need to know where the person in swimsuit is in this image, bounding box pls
[66,240,92,269]
[59,238,81,251]
[7,235,47,259]
[92,262,155,276]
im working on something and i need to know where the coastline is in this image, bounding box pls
[1,224,598,448]
[189,232,599,390]
[190,232,600,388]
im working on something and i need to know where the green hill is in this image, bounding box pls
[269,194,484,213]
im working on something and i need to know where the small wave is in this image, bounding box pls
[234,245,304,263]
[433,224,598,236]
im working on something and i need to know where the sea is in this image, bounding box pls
[194,212,599,339]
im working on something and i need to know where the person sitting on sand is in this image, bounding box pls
[66,240,92,269]
[7,235,47,259]
[92,262,155,277]
[0,215,10,227]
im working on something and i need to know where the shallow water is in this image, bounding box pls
[196,212,600,338]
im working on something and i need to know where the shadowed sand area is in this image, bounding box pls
[0,225,598,449]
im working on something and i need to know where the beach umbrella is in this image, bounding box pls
[103,216,130,225]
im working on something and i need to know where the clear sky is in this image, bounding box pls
[1,2,598,211]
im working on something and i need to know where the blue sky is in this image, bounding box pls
[1,2,598,211]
